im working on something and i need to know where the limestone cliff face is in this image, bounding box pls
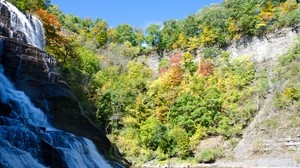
[0,2,128,167]
[145,25,300,73]
[225,25,300,62]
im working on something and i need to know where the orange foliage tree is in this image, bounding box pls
[168,53,183,84]
[35,9,68,60]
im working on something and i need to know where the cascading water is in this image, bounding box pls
[0,66,48,126]
[0,66,112,168]
[0,0,45,50]
[0,38,3,62]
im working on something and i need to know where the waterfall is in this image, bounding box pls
[0,66,112,167]
[0,65,49,126]
[0,38,3,62]
[0,1,116,167]
[0,1,46,50]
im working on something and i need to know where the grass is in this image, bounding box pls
[263,117,279,129]
[252,140,265,154]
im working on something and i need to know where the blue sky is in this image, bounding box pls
[51,0,223,29]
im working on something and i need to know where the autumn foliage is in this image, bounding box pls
[199,59,213,76]
[35,9,61,36]
[35,9,68,59]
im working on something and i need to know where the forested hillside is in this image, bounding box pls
[7,0,300,166]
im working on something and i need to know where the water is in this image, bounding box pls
[42,131,112,168]
[0,139,45,168]
[0,38,3,62]
[0,66,112,167]
[0,1,45,49]
[16,54,22,77]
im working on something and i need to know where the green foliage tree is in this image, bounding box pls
[140,117,169,151]
[7,0,49,13]
[116,24,138,46]
[169,126,190,158]
[161,19,180,50]
[146,24,164,55]
[182,15,200,38]
[197,5,228,46]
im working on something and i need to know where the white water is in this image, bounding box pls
[0,139,45,168]
[43,131,112,168]
[0,0,45,49]
[0,66,49,126]
[0,66,112,167]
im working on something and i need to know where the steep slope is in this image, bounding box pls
[218,28,300,167]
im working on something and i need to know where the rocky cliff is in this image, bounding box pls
[226,24,300,62]
[0,1,128,167]
[145,24,300,73]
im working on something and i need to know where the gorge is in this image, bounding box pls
[0,1,126,167]
[1,0,300,167]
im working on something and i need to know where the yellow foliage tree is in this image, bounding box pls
[187,37,201,51]
[173,33,187,49]
[200,26,218,46]
[279,0,298,15]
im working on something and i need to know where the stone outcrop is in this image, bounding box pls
[144,25,300,74]
[225,25,300,62]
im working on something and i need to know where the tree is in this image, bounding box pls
[107,27,117,43]
[62,14,82,33]
[173,33,188,49]
[182,15,201,38]
[115,24,137,46]
[140,117,169,151]
[89,20,108,48]
[35,9,68,59]
[183,52,196,74]
[197,5,228,46]
[47,5,64,23]
[7,0,49,13]
[146,24,164,56]
[134,28,145,47]
[169,126,190,158]
[161,19,180,50]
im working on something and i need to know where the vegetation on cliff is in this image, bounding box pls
[6,0,300,165]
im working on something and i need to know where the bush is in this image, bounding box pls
[195,148,224,163]
[190,125,207,150]
[169,126,190,159]
[201,47,221,58]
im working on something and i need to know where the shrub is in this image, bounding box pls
[169,126,190,159]
[195,147,224,163]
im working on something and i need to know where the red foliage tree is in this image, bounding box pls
[169,53,182,67]
[199,59,213,76]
